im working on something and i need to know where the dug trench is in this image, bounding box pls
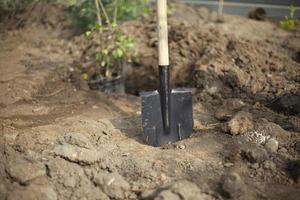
[1,3,300,200]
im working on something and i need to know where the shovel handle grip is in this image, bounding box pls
[157,0,169,66]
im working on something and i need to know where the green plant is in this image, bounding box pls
[82,0,141,80]
[90,25,134,78]
[68,0,149,30]
[280,5,297,30]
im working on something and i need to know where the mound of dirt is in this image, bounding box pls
[0,3,74,37]
[71,3,300,106]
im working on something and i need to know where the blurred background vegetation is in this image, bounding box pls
[0,0,150,29]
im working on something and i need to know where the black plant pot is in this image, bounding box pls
[88,75,125,94]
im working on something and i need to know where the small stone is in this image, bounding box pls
[160,173,167,182]
[265,138,279,153]
[136,111,141,115]
[222,173,246,198]
[92,105,99,109]
[207,86,218,95]
[228,111,254,135]
[250,163,259,169]
[177,144,186,150]
[224,163,234,168]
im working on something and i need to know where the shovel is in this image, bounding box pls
[140,0,193,147]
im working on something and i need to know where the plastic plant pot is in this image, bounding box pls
[88,74,125,94]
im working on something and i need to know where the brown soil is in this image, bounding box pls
[1,3,300,200]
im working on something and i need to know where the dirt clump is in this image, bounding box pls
[227,111,254,136]
[222,173,248,199]
[241,146,269,164]
[93,171,130,200]
[147,180,214,200]
[215,98,245,121]
[5,153,46,184]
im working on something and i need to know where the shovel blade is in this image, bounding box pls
[141,88,193,146]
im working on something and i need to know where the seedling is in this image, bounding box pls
[280,5,297,30]
[93,26,134,78]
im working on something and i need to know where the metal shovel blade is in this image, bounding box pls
[141,88,193,147]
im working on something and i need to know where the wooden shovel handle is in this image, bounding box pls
[157,0,169,66]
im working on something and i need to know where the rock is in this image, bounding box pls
[228,111,254,135]
[53,144,100,165]
[222,173,246,198]
[7,185,57,200]
[265,138,279,153]
[241,147,269,163]
[93,171,130,200]
[5,155,46,184]
[154,190,181,200]
[155,180,213,200]
[215,98,245,121]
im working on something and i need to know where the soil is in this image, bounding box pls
[1,2,300,200]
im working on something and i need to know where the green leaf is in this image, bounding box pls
[85,31,91,37]
[102,49,109,55]
[82,73,89,81]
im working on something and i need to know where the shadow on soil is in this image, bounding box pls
[85,91,145,144]
[285,160,300,183]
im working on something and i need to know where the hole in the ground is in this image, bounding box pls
[293,51,300,64]
[285,160,300,182]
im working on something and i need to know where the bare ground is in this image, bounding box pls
[0,3,300,200]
